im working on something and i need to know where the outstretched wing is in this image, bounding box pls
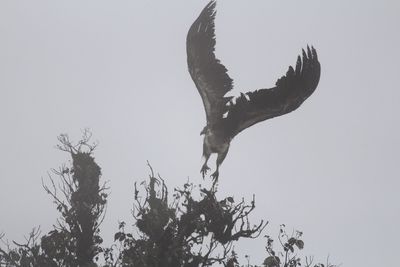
[225,46,321,137]
[187,1,233,126]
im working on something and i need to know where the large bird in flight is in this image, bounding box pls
[187,1,321,180]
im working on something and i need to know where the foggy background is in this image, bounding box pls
[1,0,399,266]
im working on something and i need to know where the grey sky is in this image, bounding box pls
[1,1,399,266]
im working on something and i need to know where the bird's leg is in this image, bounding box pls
[201,161,210,178]
[211,167,219,181]
[201,154,211,178]
[201,139,211,178]
[211,147,229,181]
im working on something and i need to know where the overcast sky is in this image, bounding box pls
[1,1,399,266]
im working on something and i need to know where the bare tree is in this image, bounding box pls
[42,130,108,266]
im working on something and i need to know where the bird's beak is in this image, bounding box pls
[200,127,207,135]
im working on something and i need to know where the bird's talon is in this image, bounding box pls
[200,165,210,178]
[211,171,219,181]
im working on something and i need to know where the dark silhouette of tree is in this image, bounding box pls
[1,131,107,267]
[101,165,336,267]
[44,131,107,266]
[104,164,266,267]
[0,228,53,266]
[0,132,336,267]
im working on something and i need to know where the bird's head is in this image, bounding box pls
[200,126,208,136]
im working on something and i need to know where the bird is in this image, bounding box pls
[186,1,321,180]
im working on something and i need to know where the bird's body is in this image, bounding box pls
[187,1,321,180]
[203,127,229,156]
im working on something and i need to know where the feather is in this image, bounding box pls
[224,47,321,137]
[186,0,234,126]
